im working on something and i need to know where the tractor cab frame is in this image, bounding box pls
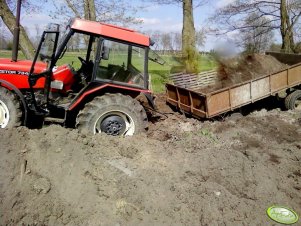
[29,18,157,114]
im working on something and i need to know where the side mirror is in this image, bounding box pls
[102,46,110,60]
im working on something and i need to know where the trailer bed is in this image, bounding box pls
[166,60,301,118]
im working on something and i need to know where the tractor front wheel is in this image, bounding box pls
[0,87,22,128]
[76,93,147,136]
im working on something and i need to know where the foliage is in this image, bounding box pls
[269,43,282,52]
[198,128,217,142]
[0,0,36,59]
[144,0,208,73]
[211,0,301,53]
[47,0,141,25]
[240,13,274,54]
[6,41,13,50]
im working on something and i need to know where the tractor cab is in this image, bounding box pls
[56,18,161,87]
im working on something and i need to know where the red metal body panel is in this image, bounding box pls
[0,59,75,91]
[0,59,47,89]
[69,83,152,110]
[71,18,150,47]
[0,58,46,73]
[52,65,75,92]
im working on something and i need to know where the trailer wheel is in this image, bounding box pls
[286,90,301,110]
[76,93,147,136]
[284,92,294,110]
[0,87,22,128]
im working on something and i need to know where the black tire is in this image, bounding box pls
[0,87,22,128]
[287,90,301,110]
[76,93,147,136]
[284,92,294,110]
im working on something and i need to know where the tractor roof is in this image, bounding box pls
[70,18,150,47]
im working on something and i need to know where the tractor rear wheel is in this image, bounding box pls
[0,87,22,128]
[286,90,301,110]
[76,93,147,136]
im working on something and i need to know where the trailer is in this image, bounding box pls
[166,53,301,119]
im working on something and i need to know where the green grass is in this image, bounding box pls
[0,50,26,60]
[0,50,216,93]
[149,54,217,93]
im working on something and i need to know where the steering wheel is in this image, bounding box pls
[77,57,89,85]
[110,68,122,80]
[127,72,144,84]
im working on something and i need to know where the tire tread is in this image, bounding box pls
[76,93,147,135]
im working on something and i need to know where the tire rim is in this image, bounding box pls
[295,98,301,110]
[0,100,9,128]
[94,111,135,136]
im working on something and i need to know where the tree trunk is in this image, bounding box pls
[280,0,295,53]
[287,16,296,53]
[0,0,35,59]
[182,0,198,73]
[84,0,96,21]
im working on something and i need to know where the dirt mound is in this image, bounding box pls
[1,108,301,225]
[200,54,287,93]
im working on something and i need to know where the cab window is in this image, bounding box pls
[96,39,146,87]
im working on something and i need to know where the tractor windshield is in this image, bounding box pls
[149,49,165,65]
[56,25,72,59]
[96,39,147,88]
[39,33,57,61]
[39,24,60,62]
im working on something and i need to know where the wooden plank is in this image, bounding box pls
[230,84,251,107]
[251,77,270,100]
[271,71,288,92]
[207,91,230,116]
[288,65,301,86]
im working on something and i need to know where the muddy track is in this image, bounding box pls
[0,101,301,225]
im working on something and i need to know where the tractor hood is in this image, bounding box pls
[0,58,47,74]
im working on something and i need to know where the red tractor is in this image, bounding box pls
[0,18,163,136]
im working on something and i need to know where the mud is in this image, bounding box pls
[1,103,301,225]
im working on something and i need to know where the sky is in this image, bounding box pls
[7,0,236,51]
[130,0,236,50]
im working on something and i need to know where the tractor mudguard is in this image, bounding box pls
[0,79,28,125]
[68,83,152,111]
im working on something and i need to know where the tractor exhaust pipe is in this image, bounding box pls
[12,0,22,62]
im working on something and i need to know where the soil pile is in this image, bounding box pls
[199,54,287,93]
[1,106,301,225]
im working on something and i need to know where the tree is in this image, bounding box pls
[145,0,207,72]
[143,30,163,50]
[239,13,274,53]
[0,0,35,59]
[143,30,182,54]
[196,28,206,49]
[0,36,8,49]
[182,0,198,72]
[212,0,301,53]
[172,32,182,52]
[32,24,41,48]
[50,0,140,25]
[161,33,172,54]
[0,20,9,49]
[0,0,141,59]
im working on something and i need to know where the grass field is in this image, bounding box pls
[0,50,216,93]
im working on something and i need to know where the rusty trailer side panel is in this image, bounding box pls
[166,62,301,118]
